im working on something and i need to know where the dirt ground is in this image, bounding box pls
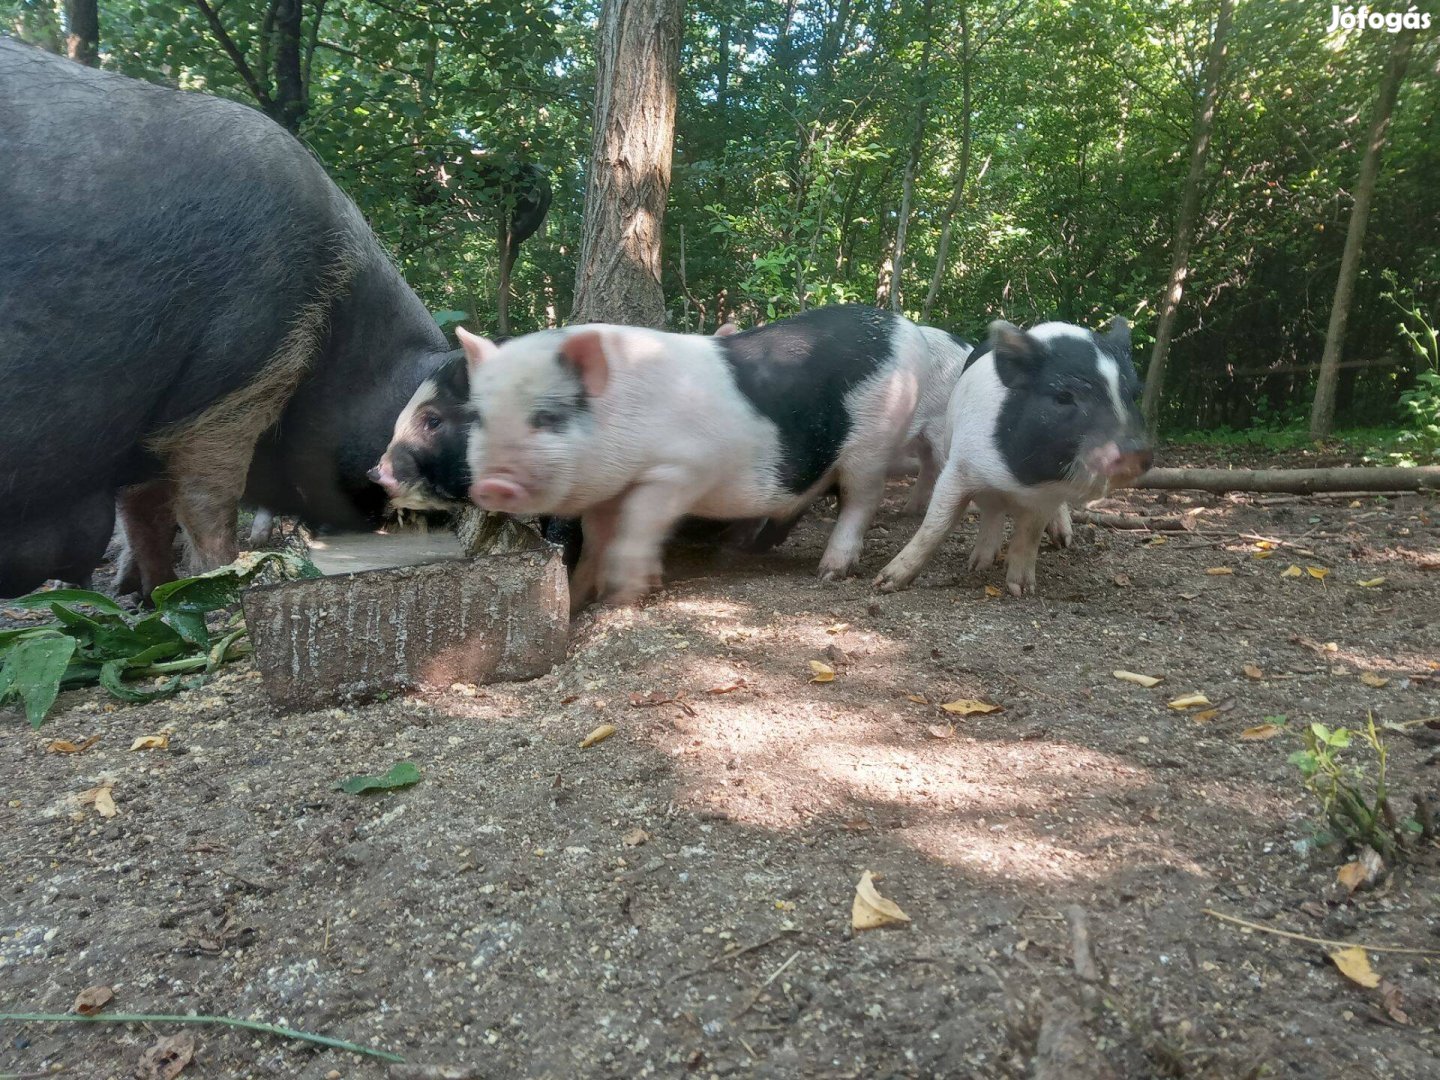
[3,449,1439,1079]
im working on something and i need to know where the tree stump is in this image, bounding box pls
[242,548,568,710]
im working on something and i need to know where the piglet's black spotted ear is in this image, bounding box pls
[988,320,1039,389]
[1096,316,1132,364]
[558,329,610,397]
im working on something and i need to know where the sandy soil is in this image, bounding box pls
[3,461,1438,1079]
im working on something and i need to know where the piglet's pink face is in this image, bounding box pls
[462,327,607,516]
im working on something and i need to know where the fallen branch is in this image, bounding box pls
[0,1012,403,1063]
[1202,909,1440,955]
[1070,510,1192,531]
[1137,466,1440,494]
[665,928,800,984]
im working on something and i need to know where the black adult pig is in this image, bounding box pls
[0,39,452,597]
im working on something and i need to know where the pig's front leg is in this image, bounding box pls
[1005,510,1047,596]
[968,498,1008,572]
[570,501,622,616]
[601,474,695,606]
[873,461,974,593]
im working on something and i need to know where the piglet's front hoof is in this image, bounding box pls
[817,560,858,583]
[1005,569,1037,597]
[872,566,912,593]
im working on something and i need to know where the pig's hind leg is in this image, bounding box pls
[901,439,940,516]
[570,504,620,616]
[873,461,974,593]
[818,463,890,581]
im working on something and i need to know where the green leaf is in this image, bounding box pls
[1,635,79,728]
[3,589,127,616]
[338,761,423,795]
[162,609,211,649]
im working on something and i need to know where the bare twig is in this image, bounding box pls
[665,929,800,984]
[1071,510,1192,531]
[1203,909,1440,955]
[731,950,802,1020]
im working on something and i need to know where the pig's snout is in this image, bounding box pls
[470,475,529,510]
[369,455,402,495]
[1085,440,1153,485]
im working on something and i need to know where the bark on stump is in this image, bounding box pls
[243,549,568,711]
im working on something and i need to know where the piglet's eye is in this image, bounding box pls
[530,409,563,431]
[422,413,442,432]
[1054,390,1076,406]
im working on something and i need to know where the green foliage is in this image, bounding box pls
[1288,714,1419,861]
[338,760,423,794]
[6,0,1438,433]
[0,552,318,728]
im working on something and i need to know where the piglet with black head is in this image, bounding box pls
[369,349,474,511]
[874,316,1152,596]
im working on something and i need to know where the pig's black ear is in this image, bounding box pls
[558,329,610,397]
[988,320,1040,389]
[1096,316,1132,364]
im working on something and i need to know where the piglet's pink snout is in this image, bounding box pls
[469,476,529,509]
[1085,442,1153,483]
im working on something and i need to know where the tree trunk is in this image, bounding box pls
[497,213,515,338]
[271,0,307,132]
[64,0,99,66]
[888,0,935,314]
[1309,29,1417,438]
[570,0,684,328]
[1140,0,1233,437]
[921,0,971,324]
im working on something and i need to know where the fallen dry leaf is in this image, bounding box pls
[1204,567,1234,576]
[808,660,836,683]
[1360,673,1390,689]
[825,622,851,634]
[77,783,117,818]
[1144,536,1167,547]
[1356,577,1386,588]
[852,870,911,931]
[138,1032,195,1080]
[984,584,1003,598]
[705,679,746,695]
[579,724,616,749]
[47,736,100,755]
[1281,564,1303,578]
[1167,693,1211,710]
[1253,540,1277,551]
[1178,591,1200,601]
[1113,670,1162,688]
[1240,724,1285,741]
[622,827,650,847]
[1253,550,1275,560]
[940,699,1002,716]
[1329,946,1380,988]
[1112,573,1132,587]
[925,724,956,740]
[1193,708,1220,723]
[1242,664,1263,680]
[1307,566,1329,580]
[905,693,929,705]
[129,733,170,752]
[72,984,113,1015]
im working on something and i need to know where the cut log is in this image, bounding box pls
[1136,466,1440,494]
[1069,510,1193,531]
[243,549,568,711]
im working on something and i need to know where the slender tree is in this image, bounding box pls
[888,0,936,313]
[1309,29,1417,439]
[64,0,99,66]
[1140,0,1233,436]
[570,0,685,327]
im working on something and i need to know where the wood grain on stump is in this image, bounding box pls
[242,549,568,710]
